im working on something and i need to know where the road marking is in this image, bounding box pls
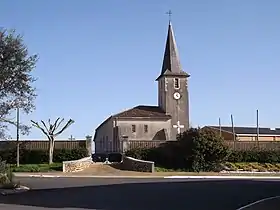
[27,175,62,178]
[236,195,280,210]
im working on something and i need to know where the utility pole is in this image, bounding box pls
[16,107,20,167]
[256,109,259,148]
[231,114,236,149]
[219,117,222,137]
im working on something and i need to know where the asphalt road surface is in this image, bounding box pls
[0,177,280,210]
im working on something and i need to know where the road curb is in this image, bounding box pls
[14,174,280,179]
[0,185,30,195]
[16,174,167,178]
[164,175,280,179]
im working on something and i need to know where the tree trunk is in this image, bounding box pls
[49,137,54,164]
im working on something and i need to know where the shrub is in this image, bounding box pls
[125,147,150,160]
[0,157,16,187]
[0,175,10,186]
[178,127,231,172]
[0,158,7,175]
[125,130,280,171]
[227,149,280,163]
[0,148,88,164]
[125,127,231,172]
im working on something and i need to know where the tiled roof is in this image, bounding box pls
[208,126,280,135]
[94,105,171,133]
[114,105,171,118]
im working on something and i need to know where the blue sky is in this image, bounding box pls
[1,0,280,139]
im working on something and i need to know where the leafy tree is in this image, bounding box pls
[178,127,231,172]
[31,118,74,164]
[0,29,38,139]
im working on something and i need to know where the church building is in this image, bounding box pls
[94,21,190,153]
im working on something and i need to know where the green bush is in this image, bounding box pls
[125,142,183,169]
[0,157,16,187]
[125,128,280,172]
[125,147,150,160]
[177,127,231,172]
[0,158,7,174]
[228,149,280,163]
[126,143,280,172]
[125,127,231,172]
[0,148,88,164]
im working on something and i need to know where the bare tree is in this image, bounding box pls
[31,118,74,164]
[0,29,38,139]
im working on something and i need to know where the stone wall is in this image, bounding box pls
[121,156,154,173]
[62,156,93,173]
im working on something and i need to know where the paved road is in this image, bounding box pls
[0,177,280,209]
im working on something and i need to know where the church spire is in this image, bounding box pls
[156,19,189,81]
[162,21,182,74]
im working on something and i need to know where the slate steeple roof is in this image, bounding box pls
[156,21,189,81]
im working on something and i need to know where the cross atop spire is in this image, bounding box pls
[166,10,172,23]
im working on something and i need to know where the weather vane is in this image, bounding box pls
[166,10,172,22]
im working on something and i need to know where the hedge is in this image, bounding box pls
[227,150,280,163]
[126,147,280,170]
[125,145,188,170]
[0,148,89,164]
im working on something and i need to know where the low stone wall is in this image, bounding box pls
[62,156,93,173]
[121,156,154,173]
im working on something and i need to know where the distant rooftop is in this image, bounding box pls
[207,126,280,135]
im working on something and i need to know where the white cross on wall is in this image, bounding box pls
[173,121,184,134]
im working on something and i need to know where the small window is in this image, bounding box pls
[144,125,148,133]
[132,125,136,133]
[174,78,180,89]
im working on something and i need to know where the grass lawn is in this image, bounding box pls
[9,163,63,172]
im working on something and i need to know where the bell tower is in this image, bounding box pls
[156,20,190,140]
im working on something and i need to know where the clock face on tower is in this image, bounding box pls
[173,92,181,100]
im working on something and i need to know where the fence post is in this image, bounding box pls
[85,136,92,156]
